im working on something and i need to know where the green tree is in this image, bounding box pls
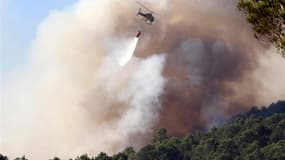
[215,139,239,160]
[261,140,285,160]
[238,0,285,56]
[122,147,136,160]
[0,154,9,160]
[95,153,111,160]
[75,154,94,160]
[152,128,169,144]
[14,156,28,160]
[136,145,156,160]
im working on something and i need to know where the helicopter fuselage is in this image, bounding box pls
[138,11,155,24]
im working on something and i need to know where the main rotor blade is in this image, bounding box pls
[136,1,155,14]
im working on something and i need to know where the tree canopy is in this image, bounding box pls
[238,0,285,57]
[2,101,284,160]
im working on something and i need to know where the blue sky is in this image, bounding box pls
[1,0,77,72]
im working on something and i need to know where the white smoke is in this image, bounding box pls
[73,54,166,155]
[2,0,166,159]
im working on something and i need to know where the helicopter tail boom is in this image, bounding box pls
[137,8,142,16]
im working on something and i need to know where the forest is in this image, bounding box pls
[1,101,284,160]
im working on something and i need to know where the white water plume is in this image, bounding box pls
[118,38,139,66]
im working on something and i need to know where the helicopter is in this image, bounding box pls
[136,2,155,25]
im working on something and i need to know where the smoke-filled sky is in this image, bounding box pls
[1,0,285,159]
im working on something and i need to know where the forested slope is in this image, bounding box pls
[2,101,284,160]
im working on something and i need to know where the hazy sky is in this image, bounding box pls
[1,0,77,72]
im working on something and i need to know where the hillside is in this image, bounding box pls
[2,101,284,160]
[231,101,285,121]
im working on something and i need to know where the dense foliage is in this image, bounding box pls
[232,101,285,120]
[238,0,285,56]
[2,101,284,160]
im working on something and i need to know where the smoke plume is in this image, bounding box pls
[2,0,285,159]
